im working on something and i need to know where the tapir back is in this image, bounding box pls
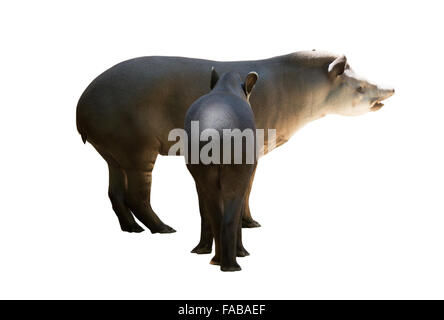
[184,73,257,165]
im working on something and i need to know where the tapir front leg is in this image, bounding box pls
[237,199,250,257]
[242,165,261,228]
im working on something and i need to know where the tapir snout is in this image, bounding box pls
[379,87,395,100]
[371,87,395,111]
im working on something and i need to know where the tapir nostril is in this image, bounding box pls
[389,88,395,97]
[380,88,395,100]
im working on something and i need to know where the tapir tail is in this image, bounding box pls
[76,106,87,144]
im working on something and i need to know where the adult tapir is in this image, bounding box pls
[76,50,395,242]
[185,69,259,271]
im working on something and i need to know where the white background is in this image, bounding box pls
[1,0,443,299]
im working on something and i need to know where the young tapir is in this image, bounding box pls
[76,51,394,240]
[184,69,259,271]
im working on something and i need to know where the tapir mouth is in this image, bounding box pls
[370,89,395,112]
[370,101,385,111]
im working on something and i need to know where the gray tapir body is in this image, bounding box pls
[185,70,258,271]
[76,51,394,241]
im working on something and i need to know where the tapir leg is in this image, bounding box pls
[192,185,250,257]
[220,192,245,271]
[191,184,213,254]
[91,143,144,233]
[108,165,144,233]
[242,165,261,228]
[236,199,250,257]
[124,167,176,234]
[205,194,222,267]
[187,165,224,265]
[219,166,252,272]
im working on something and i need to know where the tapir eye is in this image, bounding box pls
[356,86,365,94]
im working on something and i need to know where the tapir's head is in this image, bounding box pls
[210,67,259,103]
[321,54,395,116]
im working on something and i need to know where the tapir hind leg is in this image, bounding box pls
[124,162,176,234]
[191,183,213,254]
[108,164,144,233]
[187,165,223,263]
[91,143,144,233]
[220,196,244,271]
[192,184,250,257]
[219,165,252,272]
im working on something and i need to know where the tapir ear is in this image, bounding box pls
[328,55,347,79]
[244,71,259,97]
[210,67,219,90]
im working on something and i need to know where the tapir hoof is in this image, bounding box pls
[221,263,242,272]
[121,223,145,233]
[151,224,176,234]
[210,256,220,265]
[191,245,212,254]
[242,219,261,228]
[237,247,250,257]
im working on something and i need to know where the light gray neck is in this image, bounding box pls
[252,62,330,152]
